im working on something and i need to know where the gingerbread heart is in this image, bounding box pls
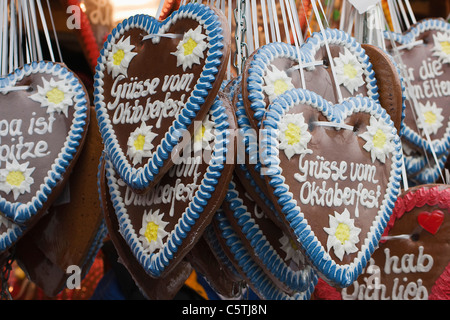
[210,208,318,300]
[0,61,90,225]
[100,93,235,278]
[260,89,403,287]
[94,3,230,193]
[222,177,316,294]
[333,184,450,300]
[385,19,450,159]
[243,29,379,131]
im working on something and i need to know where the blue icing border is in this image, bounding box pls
[104,96,231,277]
[223,179,316,293]
[260,88,403,287]
[384,18,450,156]
[94,3,226,192]
[212,208,318,300]
[0,61,89,225]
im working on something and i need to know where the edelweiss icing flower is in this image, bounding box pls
[127,122,158,165]
[278,113,312,160]
[323,208,361,261]
[417,101,444,136]
[333,47,365,94]
[263,65,295,103]
[432,32,450,64]
[279,234,304,266]
[138,209,169,255]
[106,36,138,78]
[172,25,208,71]
[29,77,75,117]
[193,113,215,151]
[0,159,35,201]
[359,115,395,164]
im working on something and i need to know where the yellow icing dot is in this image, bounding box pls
[6,171,25,187]
[440,41,450,55]
[194,125,206,142]
[113,49,125,66]
[144,221,159,243]
[289,238,299,251]
[285,123,302,145]
[373,129,387,149]
[343,63,358,79]
[335,223,350,244]
[183,38,198,56]
[273,79,289,96]
[133,134,146,151]
[424,111,437,125]
[46,88,65,105]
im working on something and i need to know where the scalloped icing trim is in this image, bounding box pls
[384,184,450,237]
[104,95,231,277]
[212,208,318,300]
[385,18,450,157]
[261,88,403,288]
[0,61,89,224]
[94,3,226,192]
[224,179,316,292]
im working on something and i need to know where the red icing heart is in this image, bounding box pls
[418,210,445,235]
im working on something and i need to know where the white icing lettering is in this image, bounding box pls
[0,119,23,143]
[120,155,202,217]
[295,154,381,216]
[342,246,433,300]
[0,136,50,165]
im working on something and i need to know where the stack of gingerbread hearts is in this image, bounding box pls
[95,3,242,298]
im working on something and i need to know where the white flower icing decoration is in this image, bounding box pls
[172,25,208,71]
[417,101,444,136]
[333,47,365,95]
[138,208,169,255]
[359,115,395,164]
[193,113,216,152]
[127,122,158,165]
[279,234,304,266]
[0,159,35,201]
[106,36,138,79]
[323,208,361,261]
[29,77,75,117]
[432,32,450,64]
[278,113,312,160]
[263,65,295,103]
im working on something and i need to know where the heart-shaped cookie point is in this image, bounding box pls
[100,92,236,278]
[418,210,445,235]
[0,61,90,226]
[260,88,403,287]
[94,3,230,194]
